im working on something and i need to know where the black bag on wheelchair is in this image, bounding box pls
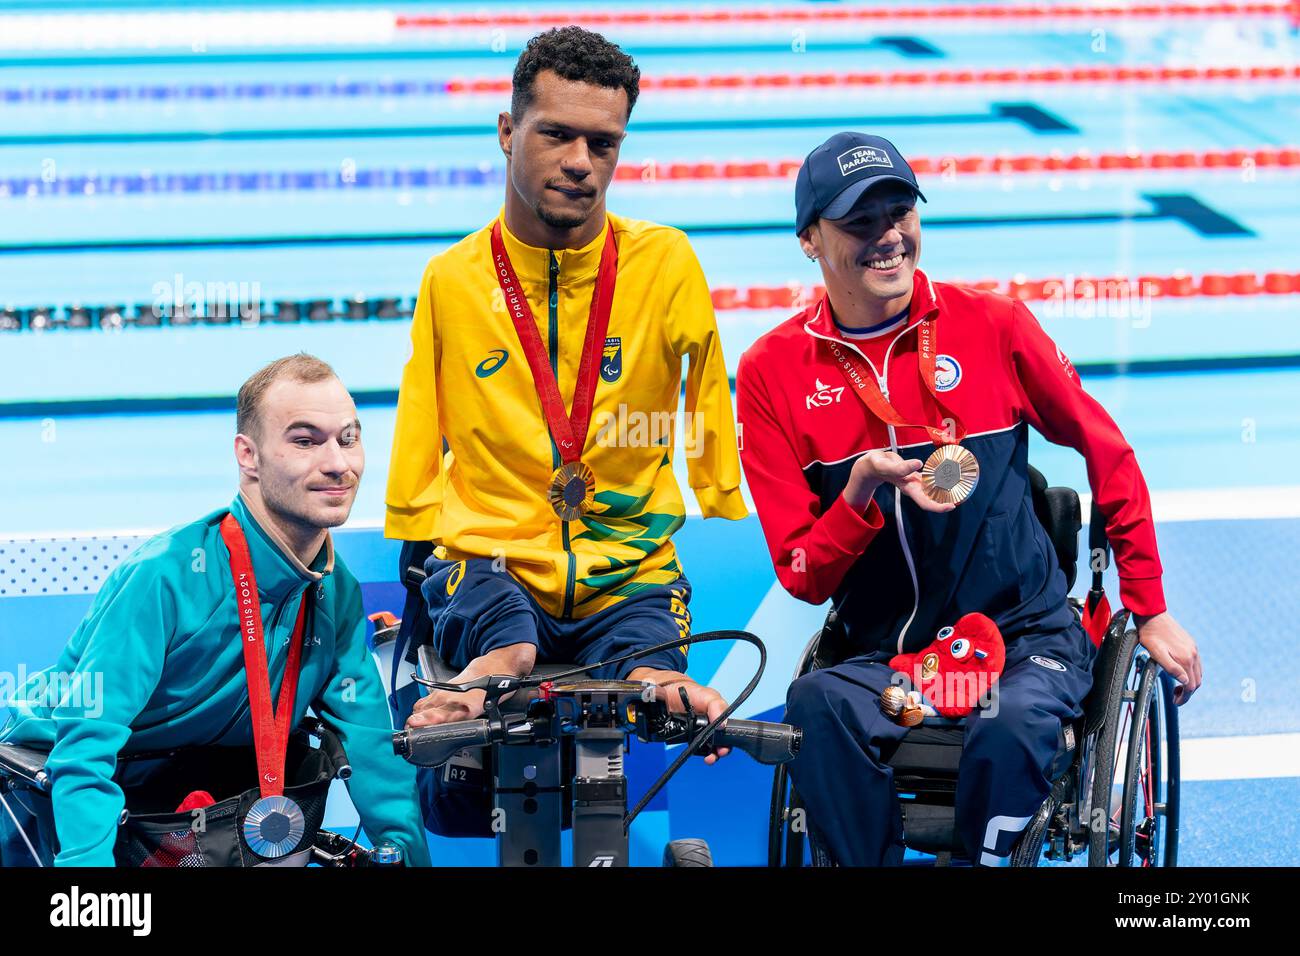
[417,746,496,838]
[1,720,349,867]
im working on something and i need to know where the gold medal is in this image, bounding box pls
[921,444,979,506]
[548,460,596,520]
[921,652,940,681]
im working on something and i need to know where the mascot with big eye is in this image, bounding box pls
[880,613,1007,724]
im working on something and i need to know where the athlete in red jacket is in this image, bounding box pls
[736,132,1201,865]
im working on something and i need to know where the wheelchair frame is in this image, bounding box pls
[0,719,390,868]
[767,467,1181,868]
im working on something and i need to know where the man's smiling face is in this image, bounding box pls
[247,377,365,534]
[804,181,922,309]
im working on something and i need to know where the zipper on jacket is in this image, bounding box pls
[549,251,578,620]
[877,339,921,655]
[803,315,925,653]
[853,323,923,655]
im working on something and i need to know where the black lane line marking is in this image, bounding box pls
[0,102,1076,147]
[0,35,946,68]
[874,36,945,58]
[0,194,1251,255]
[5,354,1299,419]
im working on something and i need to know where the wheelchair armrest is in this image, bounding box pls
[417,645,460,684]
[0,742,52,792]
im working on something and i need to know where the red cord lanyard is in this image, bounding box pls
[220,514,310,797]
[819,296,967,446]
[489,219,619,465]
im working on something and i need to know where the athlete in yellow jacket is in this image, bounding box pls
[385,28,746,745]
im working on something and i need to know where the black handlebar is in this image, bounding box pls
[698,717,802,765]
[392,719,493,768]
[392,711,799,768]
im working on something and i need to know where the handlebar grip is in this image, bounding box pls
[710,719,801,765]
[392,719,493,767]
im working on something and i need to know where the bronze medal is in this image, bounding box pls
[549,460,596,521]
[921,443,980,506]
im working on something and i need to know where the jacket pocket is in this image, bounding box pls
[1014,496,1053,609]
[966,511,1023,615]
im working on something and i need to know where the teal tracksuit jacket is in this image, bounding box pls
[0,492,431,867]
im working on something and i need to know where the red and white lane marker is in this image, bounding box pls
[615,147,1300,182]
[441,63,1300,95]
[397,3,1300,29]
[710,270,1300,310]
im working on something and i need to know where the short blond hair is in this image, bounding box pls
[236,353,338,439]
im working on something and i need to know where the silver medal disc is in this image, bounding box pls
[243,794,305,858]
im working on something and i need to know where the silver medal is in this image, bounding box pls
[243,794,305,858]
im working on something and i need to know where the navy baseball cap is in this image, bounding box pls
[794,132,926,235]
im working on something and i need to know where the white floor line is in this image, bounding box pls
[1179,732,1300,782]
[1080,486,1300,523]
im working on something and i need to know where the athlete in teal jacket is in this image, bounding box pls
[0,489,431,867]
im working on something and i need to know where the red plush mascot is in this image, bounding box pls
[882,612,1006,722]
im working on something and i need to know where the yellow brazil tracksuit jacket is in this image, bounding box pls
[385,208,748,620]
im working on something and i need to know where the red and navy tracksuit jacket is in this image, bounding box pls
[735,268,1166,657]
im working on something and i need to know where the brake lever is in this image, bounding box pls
[410,673,526,694]
[408,674,529,733]
[678,685,723,758]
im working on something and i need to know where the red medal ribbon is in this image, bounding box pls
[820,296,967,447]
[489,219,618,465]
[220,514,310,798]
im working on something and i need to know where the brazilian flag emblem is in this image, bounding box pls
[601,336,622,383]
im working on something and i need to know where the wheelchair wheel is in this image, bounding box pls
[1084,622,1180,866]
[1010,770,1072,867]
[767,628,827,868]
[663,838,712,867]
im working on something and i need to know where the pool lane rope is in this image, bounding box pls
[6,63,1297,103]
[397,4,1300,29]
[4,270,1299,336]
[6,147,1297,201]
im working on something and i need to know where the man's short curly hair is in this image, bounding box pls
[511,26,640,122]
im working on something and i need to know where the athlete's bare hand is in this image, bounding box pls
[844,450,956,515]
[406,642,536,728]
[628,667,731,764]
[408,687,488,726]
[1136,611,1202,705]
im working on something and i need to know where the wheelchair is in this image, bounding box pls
[767,465,1181,868]
[386,613,800,867]
[0,718,400,868]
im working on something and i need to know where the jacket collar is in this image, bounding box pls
[804,267,940,343]
[229,491,333,600]
[495,206,612,284]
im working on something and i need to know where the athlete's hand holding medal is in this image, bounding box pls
[843,450,956,515]
[828,304,979,512]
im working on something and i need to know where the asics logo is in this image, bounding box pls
[475,349,509,378]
